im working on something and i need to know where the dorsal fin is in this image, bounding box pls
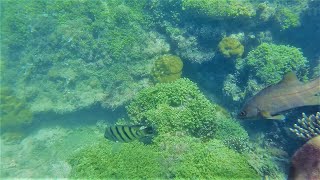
[280,72,301,85]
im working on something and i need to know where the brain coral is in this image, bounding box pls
[218,37,244,58]
[151,54,183,83]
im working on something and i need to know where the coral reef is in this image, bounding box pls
[151,54,183,83]
[155,134,260,179]
[223,137,250,154]
[274,7,300,30]
[218,37,244,58]
[163,22,216,64]
[0,87,33,129]
[290,112,320,140]
[69,140,163,179]
[223,43,309,103]
[69,132,259,179]
[0,124,109,178]
[1,0,170,113]
[244,133,288,179]
[245,43,308,84]
[127,78,248,140]
[181,0,255,20]
[0,0,318,179]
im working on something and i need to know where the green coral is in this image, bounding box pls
[181,0,255,20]
[0,87,33,128]
[274,7,300,30]
[69,134,259,179]
[246,43,308,85]
[271,0,309,30]
[151,54,183,83]
[127,78,247,140]
[69,140,163,179]
[218,37,244,58]
[154,134,259,179]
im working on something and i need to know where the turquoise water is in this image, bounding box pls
[1,0,319,179]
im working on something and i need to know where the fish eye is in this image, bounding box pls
[239,111,246,116]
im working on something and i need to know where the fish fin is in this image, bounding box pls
[270,114,286,121]
[260,110,285,120]
[260,110,272,119]
[280,72,302,86]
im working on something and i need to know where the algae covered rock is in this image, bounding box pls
[151,54,183,83]
[218,37,244,58]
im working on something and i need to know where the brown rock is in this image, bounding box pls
[288,135,320,180]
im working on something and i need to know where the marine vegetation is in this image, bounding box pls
[0,87,33,129]
[290,112,320,140]
[218,37,244,59]
[151,54,183,83]
[127,78,248,140]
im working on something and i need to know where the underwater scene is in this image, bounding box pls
[1,0,320,179]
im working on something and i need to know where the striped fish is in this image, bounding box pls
[104,125,154,143]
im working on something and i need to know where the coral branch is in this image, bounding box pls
[289,112,320,140]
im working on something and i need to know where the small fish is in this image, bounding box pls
[238,72,320,120]
[104,125,154,143]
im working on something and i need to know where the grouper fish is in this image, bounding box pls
[238,72,320,120]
